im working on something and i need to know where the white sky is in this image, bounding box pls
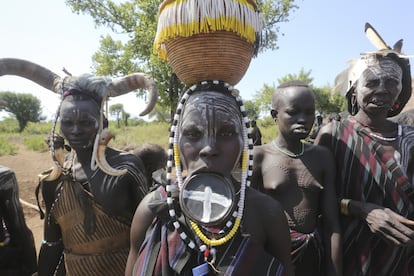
[1,0,413,120]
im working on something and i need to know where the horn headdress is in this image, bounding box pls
[0,58,158,176]
[333,23,412,117]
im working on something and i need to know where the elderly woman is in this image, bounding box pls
[315,23,414,275]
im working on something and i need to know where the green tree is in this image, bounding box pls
[252,69,346,116]
[277,68,314,85]
[0,92,45,132]
[65,0,299,116]
[122,111,130,126]
[109,103,124,128]
[243,99,261,120]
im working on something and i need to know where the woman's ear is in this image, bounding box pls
[271,109,278,122]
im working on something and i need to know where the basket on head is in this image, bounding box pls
[154,0,264,86]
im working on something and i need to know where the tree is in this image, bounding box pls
[252,69,346,117]
[0,92,45,132]
[243,99,261,121]
[122,111,130,126]
[64,0,299,117]
[109,103,124,128]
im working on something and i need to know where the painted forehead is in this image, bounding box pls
[60,95,101,117]
[183,91,241,119]
[362,56,403,79]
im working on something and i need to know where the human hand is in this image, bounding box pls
[360,202,414,246]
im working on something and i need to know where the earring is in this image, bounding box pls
[351,93,358,115]
[391,101,400,112]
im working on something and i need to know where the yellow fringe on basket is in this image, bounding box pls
[154,0,264,60]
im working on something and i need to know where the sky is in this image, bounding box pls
[1,0,413,120]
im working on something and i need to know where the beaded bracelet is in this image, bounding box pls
[340,199,351,216]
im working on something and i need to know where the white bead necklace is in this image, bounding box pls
[272,141,304,158]
[368,124,402,142]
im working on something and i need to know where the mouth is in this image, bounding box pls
[368,95,392,108]
[292,126,309,134]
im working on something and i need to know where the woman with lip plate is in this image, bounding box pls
[125,0,294,274]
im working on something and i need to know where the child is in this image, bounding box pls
[251,80,342,276]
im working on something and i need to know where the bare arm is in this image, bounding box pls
[38,179,65,275]
[320,148,342,276]
[125,192,157,276]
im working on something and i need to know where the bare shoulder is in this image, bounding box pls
[314,122,335,146]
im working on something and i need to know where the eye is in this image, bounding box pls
[365,79,380,88]
[384,78,400,90]
[182,126,203,139]
[218,125,237,137]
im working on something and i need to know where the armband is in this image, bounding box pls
[340,198,351,216]
[41,238,62,247]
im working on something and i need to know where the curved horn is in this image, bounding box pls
[0,58,62,93]
[110,73,158,116]
[95,128,127,176]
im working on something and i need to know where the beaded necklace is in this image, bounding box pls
[272,140,304,158]
[368,124,402,142]
[352,118,402,142]
[166,80,254,259]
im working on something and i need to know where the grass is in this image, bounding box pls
[0,118,279,156]
[0,120,171,156]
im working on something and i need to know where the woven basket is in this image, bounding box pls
[165,31,254,85]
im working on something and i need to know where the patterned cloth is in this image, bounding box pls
[329,119,414,276]
[290,228,323,275]
[38,151,147,276]
[133,185,284,276]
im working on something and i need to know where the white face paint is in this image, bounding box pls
[355,57,403,114]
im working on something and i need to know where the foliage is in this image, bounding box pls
[255,117,278,144]
[0,92,45,132]
[252,69,346,117]
[0,137,18,156]
[252,83,276,116]
[243,99,261,121]
[109,103,124,127]
[64,0,299,115]
[0,118,20,133]
[23,137,49,152]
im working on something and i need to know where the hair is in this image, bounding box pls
[271,80,313,110]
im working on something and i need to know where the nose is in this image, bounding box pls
[199,138,219,158]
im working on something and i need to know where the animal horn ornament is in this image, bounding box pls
[0,58,158,115]
[0,58,158,176]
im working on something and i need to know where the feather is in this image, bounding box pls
[365,22,389,50]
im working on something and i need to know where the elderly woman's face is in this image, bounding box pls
[179,91,243,178]
[356,57,403,115]
[59,96,100,150]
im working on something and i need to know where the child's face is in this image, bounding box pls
[275,87,315,140]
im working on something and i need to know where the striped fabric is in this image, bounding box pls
[330,119,414,276]
[51,179,131,276]
[290,228,323,273]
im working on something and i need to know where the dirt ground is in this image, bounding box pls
[0,146,54,254]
